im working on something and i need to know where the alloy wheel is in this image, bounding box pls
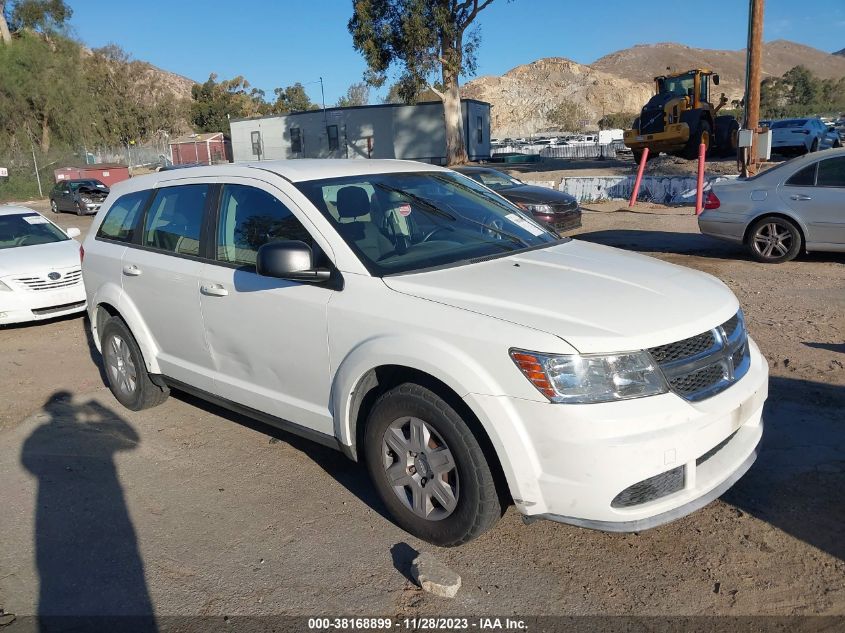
[381,416,459,521]
[104,334,138,397]
[752,221,793,260]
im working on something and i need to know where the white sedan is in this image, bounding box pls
[770,117,841,156]
[0,206,87,325]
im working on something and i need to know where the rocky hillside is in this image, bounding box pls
[592,40,845,101]
[462,58,653,138]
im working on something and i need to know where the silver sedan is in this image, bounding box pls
[698,147,845,263]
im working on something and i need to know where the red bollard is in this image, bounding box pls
[629,148,649,207]
[695,142,706,215]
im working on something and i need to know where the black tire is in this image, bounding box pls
[684,119,712,158]
[632,149,652,164]
[75,202,85,216]
[746,215,802,263]
[364,383,502,547]
[50,199,59,214]
[100,316,170,411]
[810,138,819,153]
[715,116,739,157]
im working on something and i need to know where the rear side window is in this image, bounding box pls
[96,190,149,243]
[142,185,208,256]
[785,164,816,187]
[216,184,313,267]
[816,157,845,187]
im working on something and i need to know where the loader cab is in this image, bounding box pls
[655,70,719,110]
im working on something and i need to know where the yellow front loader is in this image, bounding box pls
[624,69,739,162]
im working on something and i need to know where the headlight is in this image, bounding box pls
[80,196,92,203]
[510,349,668,404]
[0,280,12,292]
[516,202,553,214]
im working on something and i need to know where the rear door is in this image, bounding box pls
[120,182,215,390]
[779,156,845,246]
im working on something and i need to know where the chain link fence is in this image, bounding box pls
[491,140,629,161]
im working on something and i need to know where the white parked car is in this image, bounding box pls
[0,206,86,325]
[82,160,767,546]
[770,117,841,155]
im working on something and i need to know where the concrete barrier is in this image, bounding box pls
[522,175,739,205]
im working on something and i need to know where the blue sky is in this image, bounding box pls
[69,0,845,105]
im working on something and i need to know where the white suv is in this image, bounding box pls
[82,160,768,546]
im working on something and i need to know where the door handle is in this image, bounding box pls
[122,264,142,276]
[790,194,812,201]
[200,283,229,297]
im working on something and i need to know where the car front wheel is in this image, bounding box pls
[101,317,170,411]
[364,383,503,547]
[747,216,802,263]
[50,199,58,214]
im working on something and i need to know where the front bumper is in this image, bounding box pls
[624,123,690,152]
[0,283,87,325]
[466,337,768,531]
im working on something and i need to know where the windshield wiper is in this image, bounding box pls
[375,181,530,248]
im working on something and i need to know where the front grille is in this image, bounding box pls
[14,269,82,291]
[611,465,685,508]
[648,311,749,402]
[639,108,665,135]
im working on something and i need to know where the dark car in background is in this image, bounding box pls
[454,166,581,233]
[49,179,110,215]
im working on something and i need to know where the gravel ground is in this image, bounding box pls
[0,199,842,620]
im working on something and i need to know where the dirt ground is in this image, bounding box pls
[0,199,843,620]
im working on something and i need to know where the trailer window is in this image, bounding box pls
[327,125,339,152]
[476,116,483,144]
[290,127,302,153]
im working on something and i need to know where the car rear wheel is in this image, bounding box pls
[809,138,819,153]
[50,200,58,214]
[746,216,802,263]
[101,317,170,411]
[364,383,502,547]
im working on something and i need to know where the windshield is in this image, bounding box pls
[0,213,68,250]
[464,170,522,190]
[658,72,695,98]
[70,179,107,191]
[295,171,559,276]
[770,119,807,129]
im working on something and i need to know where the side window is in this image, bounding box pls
[142,185,208,256]
[216,184,313,267]
[290,127,302,153]
[816,157,845,187]
[785,163,816,187]
[327,125,339,151]
[476,116,483,144]
[96,190,149,243]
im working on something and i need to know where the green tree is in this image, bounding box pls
[7,0,71,33]
[547,100,590,132]
[336,81,369,107]
[271,82,317,114]
[190,74,268,133]
[597,111,637,130]
[349,0,496,165]
[782,65,819,107]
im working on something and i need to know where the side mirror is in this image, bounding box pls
[66,227,81,238]
[713,74,720,86]
[256,240,331,282]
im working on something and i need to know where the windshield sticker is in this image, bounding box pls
[96,184,106,188]
[398,203,412,217]
[22,215,49,225]
[505,213,545,237]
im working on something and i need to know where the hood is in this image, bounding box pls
[383,240,738,353]
[501,185,577,206]
[0,239,81,278]
[77,185,109,199]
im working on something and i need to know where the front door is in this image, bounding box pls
[120,182,214,390]
[198,181,334,434]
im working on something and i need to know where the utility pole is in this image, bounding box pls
[742,0,764,177]
[319,77,328,128]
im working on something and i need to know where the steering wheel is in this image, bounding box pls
[421,226,456,242]
[479,215,506,240]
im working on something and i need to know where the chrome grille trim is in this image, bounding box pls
[14,269,82,291]
[648,311,749,402]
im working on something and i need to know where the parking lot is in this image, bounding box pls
[0,199,843,618]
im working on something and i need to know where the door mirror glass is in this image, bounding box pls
[713,74,720,86]
[256,240,330,282]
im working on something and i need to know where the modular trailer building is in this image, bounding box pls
[229,99,491,165]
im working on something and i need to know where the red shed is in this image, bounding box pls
[169,132,231,166]
[54,164,130,187]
